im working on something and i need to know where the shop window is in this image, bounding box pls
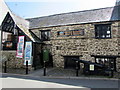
[95,57,116,71]
[2,33,18,50]
[41,30,51,41]
[95,24,111,39]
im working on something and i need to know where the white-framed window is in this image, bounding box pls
[95,24,111,39]
[95,57,116,71]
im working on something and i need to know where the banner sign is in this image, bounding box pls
[24,41,32,65]
[16,36,25,58]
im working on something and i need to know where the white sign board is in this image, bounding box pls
[89,64,94,71]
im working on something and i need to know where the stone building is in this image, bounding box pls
[1,0,120,77]
[27,4,120,76]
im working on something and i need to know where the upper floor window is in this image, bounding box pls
[95,24,111,39]
[57,29,84,37]
[40,30,51,41]
[57,31,65,37]
[2,32,18,50]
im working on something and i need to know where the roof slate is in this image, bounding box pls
[27,6,120,29]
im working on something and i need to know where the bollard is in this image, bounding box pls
[76,61,79,76]
[110,69,114,78]
[4,61,7,73]
[26,61,28,74]
[43,61,46,76]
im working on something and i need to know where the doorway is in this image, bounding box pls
[42,44,53,67]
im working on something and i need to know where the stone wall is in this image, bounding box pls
[1,51,33,71]
[2,51,24,68]
[32,21,120,72]
[117,21,120,74]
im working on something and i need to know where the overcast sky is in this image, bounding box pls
[5,0,116,19]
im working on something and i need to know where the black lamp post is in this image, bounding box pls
[26,61,28,74]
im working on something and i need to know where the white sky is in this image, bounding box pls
[5,0,117,18]
[4,0,117,3]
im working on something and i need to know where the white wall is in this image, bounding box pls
[0,0,9,26]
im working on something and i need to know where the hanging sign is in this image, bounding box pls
[24,41,32,65]
[16,36,25,58]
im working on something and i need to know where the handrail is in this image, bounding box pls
[72,58,104,68]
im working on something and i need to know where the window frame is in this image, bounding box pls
[57,29,84,37]
[95,57,116,71]
[64,56,80,69]
[2,32,19,51]
[95,24,112,39]
[40,30,51,41]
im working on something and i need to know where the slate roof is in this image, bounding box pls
[27,5,120,29]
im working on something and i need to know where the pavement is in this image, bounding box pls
[1,67,120,89]
[1,67,119,80]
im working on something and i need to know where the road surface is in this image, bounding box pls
[1,73,119,89]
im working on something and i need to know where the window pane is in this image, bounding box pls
[95,24,111,39]
[107,31,110,34]
[95,57,116,71]
[57,29,84,37]
[41,30,51,41]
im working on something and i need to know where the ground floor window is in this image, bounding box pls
[95,57,116,71]
[64,56,79,69]
[2,32,18,50]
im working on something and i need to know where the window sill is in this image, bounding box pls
[95,37,112,39]
[1,50,16,52]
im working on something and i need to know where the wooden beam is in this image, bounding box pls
[2,22,14,26]
[9,25,14,33]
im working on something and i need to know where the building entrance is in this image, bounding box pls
[42,45,53,68]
